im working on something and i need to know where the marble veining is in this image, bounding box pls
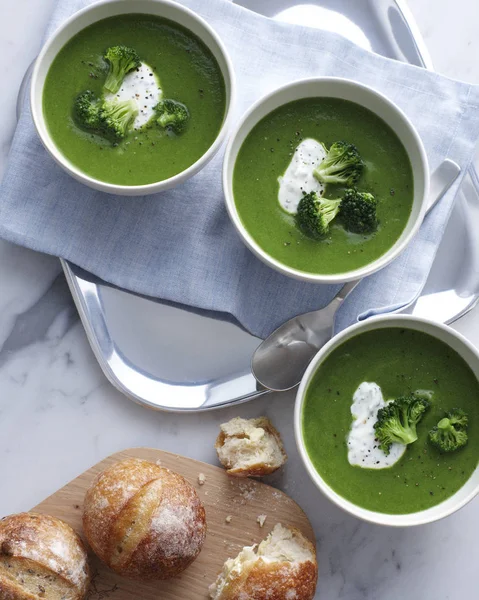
[0,1,479,598]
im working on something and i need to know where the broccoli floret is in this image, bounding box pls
[447,408,468,429]
[295,191,341,239]
[103,45,141,94]
[155,99,190,134]
[339,188,379,234]
[99,98,138,140]
[73,90,102,130]
[73,92,137,141]
[313,141,364,186]
[428,409,469,453]
[374,394,430,455]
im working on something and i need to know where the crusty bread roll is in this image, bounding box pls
[209,523,317,600]
[82,457,206,580]
[0,512,90,600]
[215,417,287,477]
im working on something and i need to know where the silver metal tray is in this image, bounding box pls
[21,0,479,411]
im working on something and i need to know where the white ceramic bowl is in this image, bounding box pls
[294,314,479,526]
[31,0,235,196]
[223,77,429,283]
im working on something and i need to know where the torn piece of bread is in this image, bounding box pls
[215,417,287,477]
[209,523,317,600]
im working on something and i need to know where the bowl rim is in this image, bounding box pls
[294,314,479,527]
[222,76,429,284]
[30,0,236,195]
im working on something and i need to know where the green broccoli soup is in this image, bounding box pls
[302,328,479,514]
[233,98,414,274]
[42,14,226,186]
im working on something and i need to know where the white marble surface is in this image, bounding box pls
[0,1,479,599]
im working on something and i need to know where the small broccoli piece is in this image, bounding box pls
[447,408,468,429]
[374,394,430,455]
[339,188,379,234]
[103,45,141,94]
[155,99,190,134]
[73,90,102,130]
[295,191,341,239]
[428,409,469,453]
[99,99,138,140]
[313,141,364,186]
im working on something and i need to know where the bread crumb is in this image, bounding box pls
[257,514,267,527]
[238,481,257,501]
[225,516,232,523]
[155,459,162,466]
[198,473,206,485]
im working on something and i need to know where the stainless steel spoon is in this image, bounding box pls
[252,159,462,392]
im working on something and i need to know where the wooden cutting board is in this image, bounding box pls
[31,447,315,600]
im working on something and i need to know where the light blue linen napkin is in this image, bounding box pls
[1,0,479,339]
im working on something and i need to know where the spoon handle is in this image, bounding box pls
[327,279,361,313]
[426,159,461,214]
[335,279,361,301]
[326,159,462,312]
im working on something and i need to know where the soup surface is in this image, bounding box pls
[302,328,479,514]
[43,14,226,185]
[233,98,414,274]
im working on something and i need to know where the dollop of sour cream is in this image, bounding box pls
[277,138,326,214]
[347,382,406,469]
[105,62,163,130]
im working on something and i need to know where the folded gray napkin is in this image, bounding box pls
[1,0,479,338]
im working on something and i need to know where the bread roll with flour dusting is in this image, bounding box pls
[0,512,90,600]
[82,457,206,580]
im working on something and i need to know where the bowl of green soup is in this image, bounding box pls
[223,78,429,282]
[31,0,234,195]
[294,314,479,526]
